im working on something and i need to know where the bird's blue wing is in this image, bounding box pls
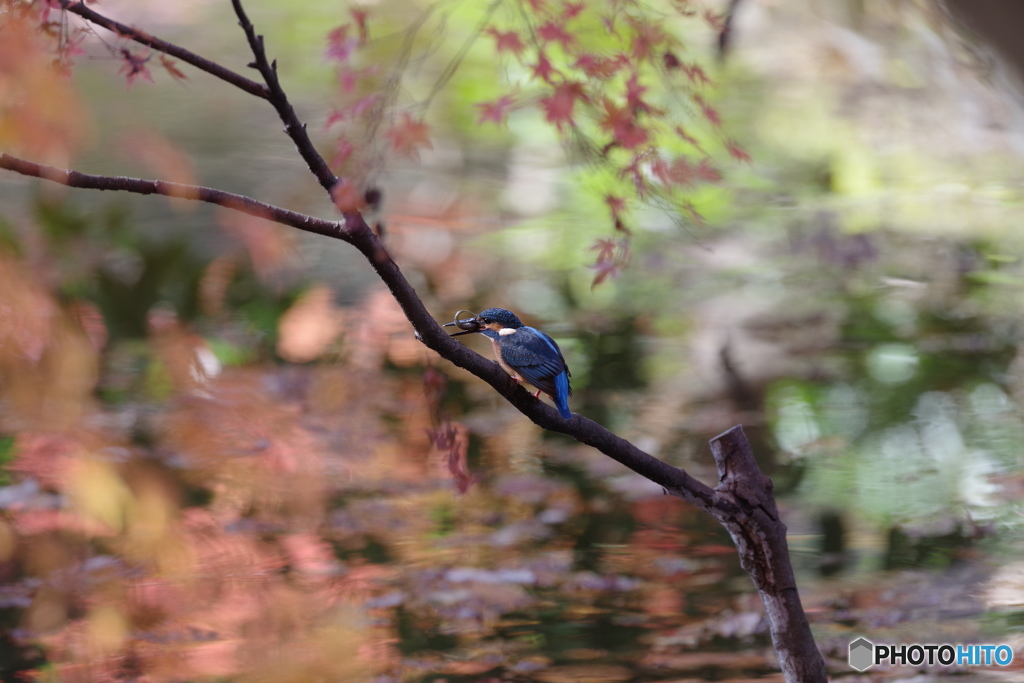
[498,327,572,400]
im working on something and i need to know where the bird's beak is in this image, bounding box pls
[443,311,484,336]
[446,325,481,336]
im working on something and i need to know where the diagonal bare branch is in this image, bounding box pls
[4,7,829,679]
[0,152,715,511]
[230,0,338,193]
[58,0,270,100]
[0,153,347,240]
[340,224,721,512]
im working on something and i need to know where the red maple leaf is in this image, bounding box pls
[350,7,370,44]
[337,67,359,93]
[429,420,476,493]
[326,25,358,62]
[563,1,586,19]
[621,153,653,196]
[540,81,587,129]
[486,27,525,57]
[325,109,346,128]
[629,18,665,62]
[617,121,648,149]
[695,158,721,182]
[575,53,624,79]
[668,157,698,186]
[537,20,573,50]
[476,94,517,125]
[591,261,620,287]
[683,62,713,87]
[159,55,187,82]
[598,98,648,149]
[331,137,355,168]
[62,32,87,65]
[655,156,721,187]
[118,48,153,89]
[674,125,703,151]
[726,139,751,163]
[694,94,722,127]
[574,53,601,76]
[598,98,629,133]
[702,104,722,127]
[651,157,671,185]
[624,73,653,114]
[385,113,432,159]
[532,51,557,82]
[591,238,618,262]
[605,195,627,221]
[349,94,381,117]
[40,0,64,23]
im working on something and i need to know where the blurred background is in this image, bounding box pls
[3,0,1024,680]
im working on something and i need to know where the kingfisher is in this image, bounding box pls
[445,308,573,420]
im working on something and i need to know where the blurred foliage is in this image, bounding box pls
[0,199,773,679]
[5,0,1024,681]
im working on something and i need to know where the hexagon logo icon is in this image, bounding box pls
[849,637,874,671]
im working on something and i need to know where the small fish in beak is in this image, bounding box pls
[443,310,484,336]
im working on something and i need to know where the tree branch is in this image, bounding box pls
[230,0,339,193]
[343,223,720,511]
[6,6,829,678]
[58,0,270,100]
[710,427,829,682]
[0,153,346,240]
[29,7,718,519]
[346,224,827,680]
[0,148,719,509]
[0,152,702,511]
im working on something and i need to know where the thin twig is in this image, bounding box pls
[420,0,502,111]
[58,0,270,100]
[360,5,437,179]
[0,153,347,240]
[230,0,338,193]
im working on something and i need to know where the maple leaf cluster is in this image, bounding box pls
[26,0,186,86]
[315,0,749,279]
[475,0,749,286]
[321,8,439,211]
[29,0,750,287]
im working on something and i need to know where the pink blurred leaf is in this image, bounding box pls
[537,20,573,50]
[326,25,359,62]
[118,48,153,89]
[486,27,525,57]
[385,113,432,159]
[476,94,517,125]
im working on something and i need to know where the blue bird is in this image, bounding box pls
[445,307,573,419]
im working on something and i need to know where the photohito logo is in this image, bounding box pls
[849,637,1014,671]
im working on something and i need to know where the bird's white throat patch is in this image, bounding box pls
[498,327,517,336]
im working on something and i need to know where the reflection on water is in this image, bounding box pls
[4,216,1024,681]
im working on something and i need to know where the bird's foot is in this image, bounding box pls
[531,389,542,399]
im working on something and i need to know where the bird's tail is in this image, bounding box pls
[554,372,572,420]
